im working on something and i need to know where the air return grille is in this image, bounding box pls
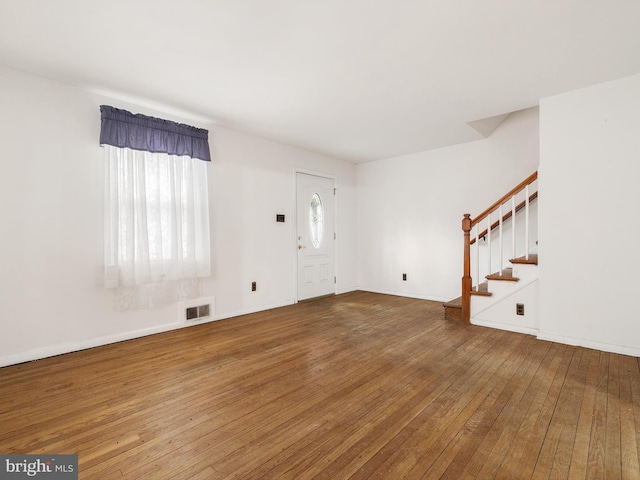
[180,297,215,324]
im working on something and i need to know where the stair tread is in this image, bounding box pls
[486,268,518,282]
[443,296,462,309]
[510,254,538,265]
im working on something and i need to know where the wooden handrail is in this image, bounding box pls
[470,171,537,228]
[470,191,538,245]
[461,171,537,323]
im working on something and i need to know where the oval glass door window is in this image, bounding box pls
[309,193,324,249]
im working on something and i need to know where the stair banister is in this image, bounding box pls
[461,171,538,323]
[469,191,538,245]
[470,171,538,229]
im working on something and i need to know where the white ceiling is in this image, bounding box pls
[1,1,640,162]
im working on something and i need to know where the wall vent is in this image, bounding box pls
[180,297,215,324]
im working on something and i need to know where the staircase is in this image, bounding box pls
[444,172,538,327]
[444,254,538,321]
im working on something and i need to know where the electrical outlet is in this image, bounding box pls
[251,281,257,292]
[516,303,525,315]
[402,273,407,281]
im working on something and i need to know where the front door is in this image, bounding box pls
[296,172,335,301]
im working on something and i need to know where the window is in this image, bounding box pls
[100,106,211,308]
[309,193,324,249]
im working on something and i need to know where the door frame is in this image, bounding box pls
[294,168,337,302]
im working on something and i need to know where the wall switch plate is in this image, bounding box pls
[402,273,407,281]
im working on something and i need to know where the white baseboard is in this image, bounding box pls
[469,322,640,357]
[0,299,297,368]
[358,288,450,303]
[536,332,640,357]
[211,300,295,321]
[336,287,358,295]
[471,319,539,336]
[0,322,185,368]
[4,297,636,369]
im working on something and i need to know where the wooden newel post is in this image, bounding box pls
[462,214,472,323]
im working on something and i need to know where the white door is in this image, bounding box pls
[296,173,335,301]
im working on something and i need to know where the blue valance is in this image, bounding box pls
[99,105,211,161]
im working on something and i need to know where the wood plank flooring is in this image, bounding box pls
[0,291,638,479]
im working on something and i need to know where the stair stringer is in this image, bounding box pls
[470,263,539,335]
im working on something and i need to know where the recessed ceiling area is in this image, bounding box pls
[1,0,639,162]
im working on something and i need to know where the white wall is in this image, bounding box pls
[357,107,539,302]
[539,74,640,356]
[6,64,637,366]
[0,66,357,367]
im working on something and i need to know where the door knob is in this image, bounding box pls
[298,245,305,249]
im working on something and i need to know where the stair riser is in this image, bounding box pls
[478,263,537,294]
[444,306,463,322]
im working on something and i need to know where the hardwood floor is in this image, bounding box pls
[1,291,638,479]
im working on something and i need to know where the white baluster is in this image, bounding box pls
[498,204,503,276]
[475,226,480,291]
[511,196,516,260]
[487,212,491,276]
[525,185,530,260]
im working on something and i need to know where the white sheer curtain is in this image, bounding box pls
[104,145,210,309]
